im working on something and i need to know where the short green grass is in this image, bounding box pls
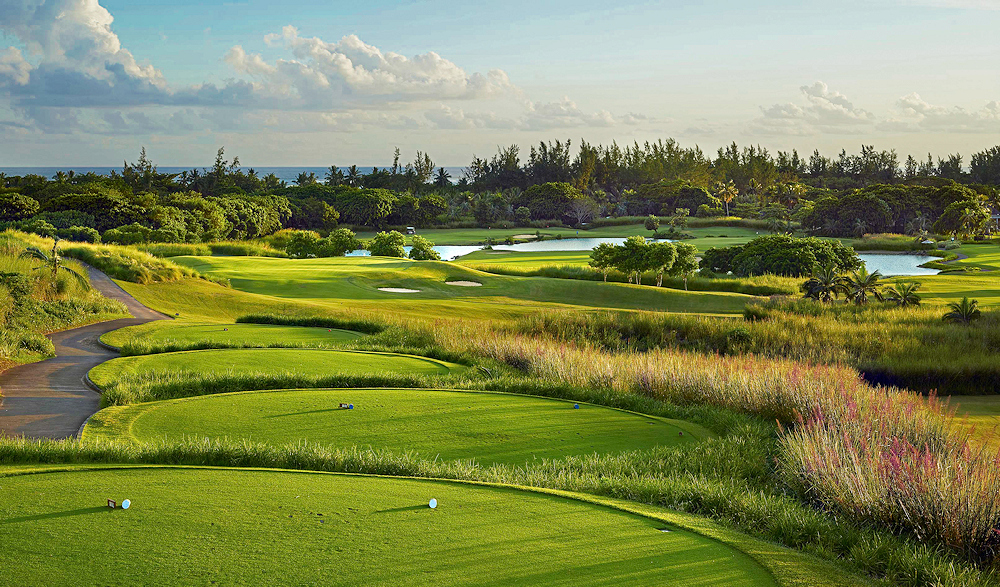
[163,255,754,320]
[83,388,712,465]
[89,349,463,389]
[0,467,776,586]
[101,322,362,350]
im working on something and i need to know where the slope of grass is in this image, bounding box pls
[167,255,754,318]
[0,466,778,587]
[89,348,463,390]
[83,388,712,465]
[100,322,362,352]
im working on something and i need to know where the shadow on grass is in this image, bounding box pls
[2,506,110,525]
[373,505,431,514]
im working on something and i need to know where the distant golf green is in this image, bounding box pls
[89,349,462,389]
[102,322,362,349]
[0,467,775,586]
[166,255,753,320]
[84,388,712,465]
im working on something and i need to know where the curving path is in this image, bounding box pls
[0,267,168,439]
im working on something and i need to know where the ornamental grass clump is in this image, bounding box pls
[780,414,1000,564]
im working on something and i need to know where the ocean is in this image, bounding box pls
[0,166,468,185]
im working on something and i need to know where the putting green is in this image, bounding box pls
[83,389,713,465]
[101,322,363,349]
[89,349,462,389]
[0,467,775,586]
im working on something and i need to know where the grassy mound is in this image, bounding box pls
[83,388,712,465]
[0,467,775,586]
[89,348,462,390]
[101,322,363,353]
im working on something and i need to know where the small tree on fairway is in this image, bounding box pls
[589,242,618,282]
[668,243,698,290]
[645,242,676,287]
[943,297,981,324]
[644,214,660,235]
[408,235,440,260]
[367,230,406,257]
[615,235,652,284]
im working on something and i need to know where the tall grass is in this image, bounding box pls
[0,230,129,364]
[58,242,208,284]
[137,241,288,258]
[781,415,1000,565]
[236,313,389,335]
[516,303,1000,395]
[850,233,936,252]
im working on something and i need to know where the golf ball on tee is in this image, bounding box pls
[121,499,131,510]
[429,498,437,509]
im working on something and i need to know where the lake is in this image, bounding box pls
[347,237,654,261]
[858,253,940,276]
[348,239,942,276]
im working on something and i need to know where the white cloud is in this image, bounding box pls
[750,82,875,135]
[879,92,1000,133]
[0,47,31,86]
[0,1,647,137]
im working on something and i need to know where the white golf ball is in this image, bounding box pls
[429,498,438,509]
[121,499,131,510]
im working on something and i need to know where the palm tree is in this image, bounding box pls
[853,218,868,238]
[20,238,89,289]
[714,180,738,216]
[801,263,847,302]
[943,297,981,324]
[884,281,921,307]
[346,165,362,187]
[434,167,452,188]
[905,213,929,237]
[844,266,883,305]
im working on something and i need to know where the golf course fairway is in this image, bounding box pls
[83,389,712,465]
[0,467,775,586]
[89,349,462,389]
[101,322,363,349]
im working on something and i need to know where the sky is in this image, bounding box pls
[1,0,999,167]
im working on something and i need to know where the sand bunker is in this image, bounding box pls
[378,287,421,293]
[511,234,537,240]
[445,281,482,287]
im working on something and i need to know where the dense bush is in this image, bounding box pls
[367,230,406,257]
[702,235,861,277]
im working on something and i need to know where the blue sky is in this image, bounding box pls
[1,0,999,166]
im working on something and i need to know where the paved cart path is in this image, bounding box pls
[0,268,168,439]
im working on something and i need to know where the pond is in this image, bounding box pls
[347,237,660,261]
[857,253,940,276]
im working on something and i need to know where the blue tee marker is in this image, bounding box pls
[121,499,131,510]
[574,404,579,409]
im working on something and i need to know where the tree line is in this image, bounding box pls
[2,140,1000,246]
